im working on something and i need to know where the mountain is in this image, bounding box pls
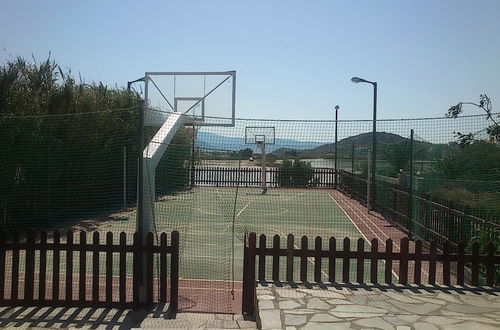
[272,132,434,158]
[196,131,442,158]
[196,132,324,152]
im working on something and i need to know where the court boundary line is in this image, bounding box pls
[274,228,330,280]
[332,190,436,281]
[327,190,400,281]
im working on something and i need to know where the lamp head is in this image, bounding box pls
[335,105,339,111]
[351,77,364,83]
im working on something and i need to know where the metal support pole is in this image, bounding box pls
[191,126,196,187]
[137,100,145,233]
[351,140,355,173]
[123,146,127,208]
[334,105,339,189]
[367,149,371,211]
[371,83,377,210]
[409,129,414,239]
[259,143,267,193]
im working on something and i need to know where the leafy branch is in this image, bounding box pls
[446,94,500,145]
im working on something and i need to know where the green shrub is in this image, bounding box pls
[0,56,140,229]
[278,159,314,187]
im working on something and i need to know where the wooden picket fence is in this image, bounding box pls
[242,232,500,316]
[0,230,179,311]
[192,166,335,188]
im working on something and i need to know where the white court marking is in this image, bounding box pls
[328,191,405,280]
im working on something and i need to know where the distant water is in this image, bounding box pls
[301,158,391,170]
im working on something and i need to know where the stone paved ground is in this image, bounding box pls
[0,305,256,329]
[256,283,500,329]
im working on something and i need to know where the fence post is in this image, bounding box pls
[286,234,294,282]
[0,230,4,303]
[485,241,495,287]
[106,232,113,304]
[123,146,127,208]
[24,229,36,303]
[242,234,249,313]
[170,230,179,314]
[351,140,355,173]
[399,238,409,285]
[79,231,87,303]
[66,231,74,303]
[245,232,257,316]
[367,150,372,210]
[408,129,413,239]
[92,232,100,304]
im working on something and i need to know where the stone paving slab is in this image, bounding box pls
[256,283,500,329]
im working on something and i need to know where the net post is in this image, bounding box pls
[258,142,267,192]
[334,105,339,189]
[136,99,149,304]
[123,146,127,208]
[137,100,145,233]
[351,140,355,173]
[367,149,371,211]
[409,129,414,240]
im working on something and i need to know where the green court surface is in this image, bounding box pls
[143,187,389,282]
[3,187,393,283]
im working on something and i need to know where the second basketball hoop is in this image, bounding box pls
[245,127,276,194]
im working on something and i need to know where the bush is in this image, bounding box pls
[278,159,314,188]
[0,56,140,229]
[156,128,195,191]
[430,189,500,223]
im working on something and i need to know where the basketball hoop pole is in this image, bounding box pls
[258,142,267,193]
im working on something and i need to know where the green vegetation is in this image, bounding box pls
[0,56,202,229]
[436,141,500,182]
[277,159,314,187]
[156,127,197,191]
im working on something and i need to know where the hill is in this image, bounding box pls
[272,132,435,158]
[196,131,324,152]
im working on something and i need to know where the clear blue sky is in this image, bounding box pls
[1,0,499,121]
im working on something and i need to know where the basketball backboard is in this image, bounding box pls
[144,71,236,127]
[245,126,276,145]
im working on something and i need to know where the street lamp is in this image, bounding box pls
[334,105,339,189]
[351,76,377,210]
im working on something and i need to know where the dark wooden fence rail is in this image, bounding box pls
[242,232,500,316]
[192,166,335,188]
[338,170,500,249]
[0,230,179,311]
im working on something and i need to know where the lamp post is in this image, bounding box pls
[334,105,339,189]
[351,77,377,210]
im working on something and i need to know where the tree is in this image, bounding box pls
[380,141,425,177]
[277,159,314,187]
[239,148,253,158]
[436,141,500,181]
[446,94,500,146]
[380,142,411,176]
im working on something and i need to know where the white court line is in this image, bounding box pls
[274,228,330,281]
[327,191,379,243]
[336,191,430,279]
[222,201,251,233]
[236,202,250,218]
[327,191,400,281]
[281,191,305,202]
